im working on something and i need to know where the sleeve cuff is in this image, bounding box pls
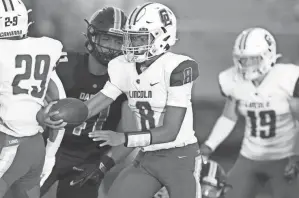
[101,81,123,101]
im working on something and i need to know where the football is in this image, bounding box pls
[50,98,88,127]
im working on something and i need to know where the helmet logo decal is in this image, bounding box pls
[159,9,172,27]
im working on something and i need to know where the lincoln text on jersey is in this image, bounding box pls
[129,90,152,98]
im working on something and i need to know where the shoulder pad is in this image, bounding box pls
[107,55,128,73]
[109,55,127,65]
[169,59,199,87]
[218,67,236,97]
[41,36,63,50]
[273,63,299,97]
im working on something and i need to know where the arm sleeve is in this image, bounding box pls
[166,59,199,107]
[47,70,66,101]
[101,59,125,100]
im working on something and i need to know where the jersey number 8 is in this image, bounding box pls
[12,54,51,98]
[136,101,156,131]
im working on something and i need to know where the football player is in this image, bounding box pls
[0,0,66,197]
[39,7,136,198]
[200,27,299,198]
[38,2,201,198]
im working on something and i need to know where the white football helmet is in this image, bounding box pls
[0,0,31,39]
[200,159,231,198]
[233,27,281,80]
[122,2,177,63]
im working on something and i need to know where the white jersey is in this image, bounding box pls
[219,64,299,160]
[101,52,199,151]
[0,37,63,137]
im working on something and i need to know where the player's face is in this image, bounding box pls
[233,54,264,80]
[123,31,154,55]
[95,33,123,53]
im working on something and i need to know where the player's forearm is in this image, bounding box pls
[204,116,236,151]
[85,92,114,119]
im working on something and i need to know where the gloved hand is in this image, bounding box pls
[70,155,115,187]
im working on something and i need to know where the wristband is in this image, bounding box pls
[124,131,152,147]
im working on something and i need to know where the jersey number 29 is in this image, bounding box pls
[247,110,276,139]
[12,54,51,98]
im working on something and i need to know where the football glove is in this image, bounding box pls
[70,155,115,187]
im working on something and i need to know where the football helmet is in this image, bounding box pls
[233,27,281,80]
[85,7,127,66]
[122,2,177,63]
[200,159,231,198]
[0,0,31,39]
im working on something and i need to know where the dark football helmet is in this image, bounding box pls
[84,7,127,66]
[200,159,232,198]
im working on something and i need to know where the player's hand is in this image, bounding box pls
[284,155,299,183]
[36,101,67,129]
[70,155,115,187]
[40,155,56,186]
[199,143,213,159]
[89,130,126,147]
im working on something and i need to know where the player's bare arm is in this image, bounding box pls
[107,100,136,163]
[200,95,239,157]
[43,72,67,140]
[84,91,114,119]
[36,72,67,129]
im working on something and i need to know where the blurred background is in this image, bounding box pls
[21,0,299,196]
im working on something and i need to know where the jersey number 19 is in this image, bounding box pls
[247,110,276,139]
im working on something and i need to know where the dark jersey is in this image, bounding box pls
[55,52,127,160]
